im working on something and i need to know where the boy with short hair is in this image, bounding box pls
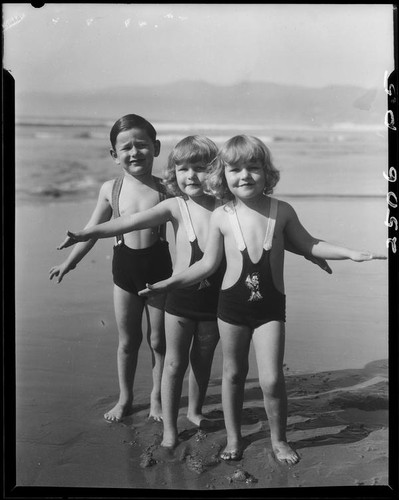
[49,114,173,422]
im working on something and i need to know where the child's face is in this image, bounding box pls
[175,161,208,198]
[224,160,266,200]
[110,127,160,177]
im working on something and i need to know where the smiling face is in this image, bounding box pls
[224,159,266,200]
[110,127,160,177]
[175,161,208,198]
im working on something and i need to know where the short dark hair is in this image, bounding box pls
[110,114,157,150]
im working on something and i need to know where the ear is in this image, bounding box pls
[110,148,120,164]
[154,140,161,157]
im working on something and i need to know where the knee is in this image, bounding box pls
[259,373,284,397]
[118,333,142,354]
[223,363,247,386]
[149,334,165,355]
[164,357,188,378]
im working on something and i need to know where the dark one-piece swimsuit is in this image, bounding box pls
[217,197,286,330]
[111,175,173,295]
[165,197,226,321]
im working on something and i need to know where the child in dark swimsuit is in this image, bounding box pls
[49,114,173,423]
[137,135,386,464]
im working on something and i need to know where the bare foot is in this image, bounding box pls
[104,402,132,423]
[149,393,162,422]
[148,413,163,422]
[220,440,244,461]
[273,441,300,465]
[187,413,220,430]
[161,432,179,448]
[186,412,206,427]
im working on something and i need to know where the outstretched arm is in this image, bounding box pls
[49,182,113,283]
[284,235,333,274]
[57,198,174,249]
[138,209,225,297]
[283,203,387,262]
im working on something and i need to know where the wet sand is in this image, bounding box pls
[12,197,389,493]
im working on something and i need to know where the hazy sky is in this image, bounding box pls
[3,3,394,93]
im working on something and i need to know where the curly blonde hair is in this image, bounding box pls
[162,136,219,198]
[206,135,280,201]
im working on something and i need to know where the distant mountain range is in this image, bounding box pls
[15,80,387,126]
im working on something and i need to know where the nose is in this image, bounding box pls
[240,168,251,179]
[187,168,197,179]
[129,146,139,157]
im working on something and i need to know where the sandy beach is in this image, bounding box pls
[11,194,389,495]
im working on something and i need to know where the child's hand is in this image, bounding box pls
[49,262,73,283]
[138,281,169,298]
[305,255,333,274]
[350,250,387,262]
[57,231,88,250]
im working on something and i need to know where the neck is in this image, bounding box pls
[234,193,267,210]
[187,193,215,209]
[123,171,154,186]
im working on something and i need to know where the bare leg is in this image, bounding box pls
[105,285,144,422]
[144,294,167,421]
[161,313,196,447]
[252,321,300,465]
[187,320,219,426]
[218,319,252,460]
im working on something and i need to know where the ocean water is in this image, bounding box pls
[15,118,388,205]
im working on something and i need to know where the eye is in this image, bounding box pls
[247,162,261,171]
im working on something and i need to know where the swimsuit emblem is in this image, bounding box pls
[245,272,263,302]
[198,278,211,290]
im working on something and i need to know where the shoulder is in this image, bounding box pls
[161,196,179,211]
[273,197,298,223]
[273,197,293,213]
[214,202,230,216]
[211,202,232,228]
[98,178,117,201]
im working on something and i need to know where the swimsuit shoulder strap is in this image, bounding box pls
[226,202,246,251]
[112,175,124,218]
[111,175,124,245]
[177,197,196,242]
[153,175,169,201]
[263,197,278,251]
[152,175,169,240]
